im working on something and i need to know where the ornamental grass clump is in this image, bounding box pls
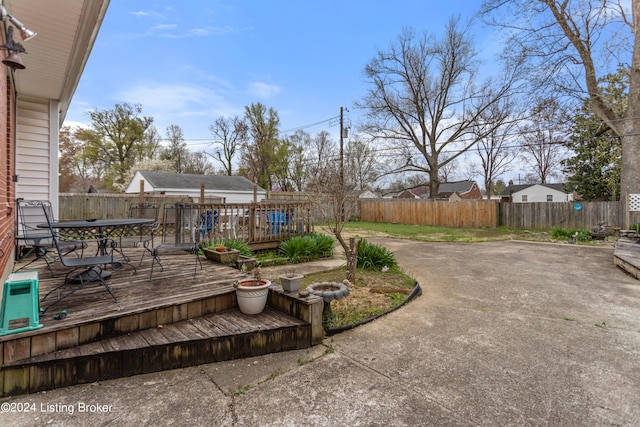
[279,233,335,263]
[357,239,398,271]
[199,238,252,257]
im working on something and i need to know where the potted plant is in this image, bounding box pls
[234,267,271,315]
[200,240,240,264]
[278,268,304,292]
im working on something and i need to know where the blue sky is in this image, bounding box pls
[64,0,493,154]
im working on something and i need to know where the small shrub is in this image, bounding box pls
[357,239,398,271]
[279,233,335,263]
[551,227,591,241]
[223,238,253,256]
[279,235,316,263]
[310,233,335,258]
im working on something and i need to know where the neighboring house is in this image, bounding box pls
[500,183,574,203]
[0,0,109,282]
[396,189,420,199]
[357,189,379,199]
[125,171,267,204]
[436,180,483,201]
[438,192,462,202]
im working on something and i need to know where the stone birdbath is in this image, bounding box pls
[306,281,350,329]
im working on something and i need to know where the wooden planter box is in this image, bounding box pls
[235,255,257,271]
[202,248,240,264]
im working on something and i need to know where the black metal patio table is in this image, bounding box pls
[38,218,154,255]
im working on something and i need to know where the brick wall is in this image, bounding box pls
[0,67,15,279]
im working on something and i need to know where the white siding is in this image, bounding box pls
[512,185,573,203]
[16,98,52,200]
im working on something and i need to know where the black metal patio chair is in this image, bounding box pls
[39,205,124,312]
[14,199,84,277]
[149,203,202,280]
[111,202,160,264]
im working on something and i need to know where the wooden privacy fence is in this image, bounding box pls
[360,199,499,228]
[60,193,640,231]
[359,199,640,230]
[59,193,191,220]
[498,201,638,230]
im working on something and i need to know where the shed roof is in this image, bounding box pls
[135,171,265,193]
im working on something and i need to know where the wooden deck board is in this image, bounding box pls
[2,245,321,397]
[614,238,640,279]
[5,246,248,336]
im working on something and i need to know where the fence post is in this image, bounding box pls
[139,180,145,206]
[249,203,256,242]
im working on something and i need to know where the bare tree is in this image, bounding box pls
[306,140,361,283]
[473,98,520,199]
[208,115,248,175]
[345,137,379,190]
[437,153,460,184]
[305,130,338,190]
[357,18,521,199]
[142,126,162,160]
[240,103,280,190]
[161,125,188,173]
[481,0,638,224]
[286,130,309,191]
[183,151,214,175]
[519,98,569,183]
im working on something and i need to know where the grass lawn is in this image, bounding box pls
[339,221,607,244]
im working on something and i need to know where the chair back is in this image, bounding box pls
[128,203,159,220]
[128,203,160,243]
[160,203,202,248]
[17,200,55,247]
[41,203,68,258]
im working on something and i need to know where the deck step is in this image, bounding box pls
[2,307,311,396]
[614,238,640,279]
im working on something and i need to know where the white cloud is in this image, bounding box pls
[129,10,166,19]
[114,81,242,138]
[246,82,281,98]
[152,23,178,31]
[61,119,90,131]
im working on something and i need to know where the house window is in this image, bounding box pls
[547,195,553,202]
[522,195,528,202]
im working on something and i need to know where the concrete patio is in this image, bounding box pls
[1,239,639,426]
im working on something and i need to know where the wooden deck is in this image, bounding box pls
[1,245,323,397]
[614,237,640,279]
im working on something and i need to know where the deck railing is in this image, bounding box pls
[193,201,313,249]
[58,195,313,249]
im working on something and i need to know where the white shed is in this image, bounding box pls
[125,171,267,204]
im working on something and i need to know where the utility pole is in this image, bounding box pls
[339,106,344,191]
